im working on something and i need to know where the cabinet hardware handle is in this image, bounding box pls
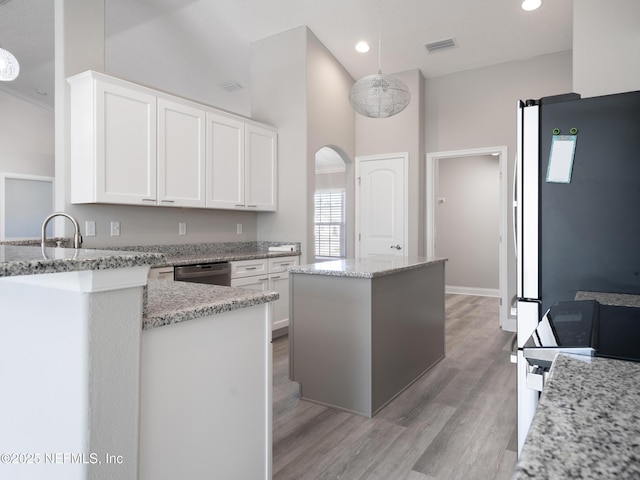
[280,263,290,266]
[247,205,258,208]
[235,204,245,207]
[142,198,156,202]
[161,199,175,203]
[245,267,257,270]
[390,244,402,250]
[258,277,268,281]
[271,275,281,279]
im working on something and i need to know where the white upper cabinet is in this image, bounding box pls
[70,74,158,205]
[245,124,277,211]
[206,115,277,211]
[205,113,245,209]
[68,71,276,211]
[157,99,206,208]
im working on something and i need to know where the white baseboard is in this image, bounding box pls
[445,285,500,297]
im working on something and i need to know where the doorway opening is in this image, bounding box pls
[426,147,512,331]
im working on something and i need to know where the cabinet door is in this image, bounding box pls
[230,258,268,279]
[96,81,157,205]
[231,275,269,291]
[157,99,206,208]
[206,113,245,209]
[245,124,277,211]
[268,256,299,274]
[269,273,290,330]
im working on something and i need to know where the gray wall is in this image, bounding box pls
[251,27,355,264]
[0,90,54,177]
[573,0,640,97]
[426,50,573,314]
[355,69,425,257]
[435,155,499,293]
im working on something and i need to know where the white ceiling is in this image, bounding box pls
[0,0,573,109]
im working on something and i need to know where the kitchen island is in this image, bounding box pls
[513,353,640,479]
[289,256,446,417]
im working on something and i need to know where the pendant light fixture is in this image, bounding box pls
[0,45,19,81]
[349,1,410,118]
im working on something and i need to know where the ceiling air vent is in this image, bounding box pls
[424,38,457,53]
[219,81,243,92]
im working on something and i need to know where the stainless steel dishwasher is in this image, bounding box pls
[174,262,231,286]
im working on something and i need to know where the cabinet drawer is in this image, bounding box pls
[230,258,268,279]
[268,256,299,274]
[149,266,174,281]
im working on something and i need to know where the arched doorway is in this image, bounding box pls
[314,146,353,262]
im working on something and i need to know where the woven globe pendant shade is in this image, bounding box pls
[0,46,19,81]
[349,71,410,118]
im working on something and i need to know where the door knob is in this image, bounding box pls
[390,244,402,250]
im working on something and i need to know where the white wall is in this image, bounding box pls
[355,69,425,256]
[573,0,640,97]
[426,51,573,314]
[0,90,54,177]
[251,27,355,264]
[436,155,499,292]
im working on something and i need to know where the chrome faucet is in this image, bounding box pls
[41,212,83,249]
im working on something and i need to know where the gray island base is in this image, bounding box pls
[289,256,446,417]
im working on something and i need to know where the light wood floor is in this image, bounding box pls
[272,294,518,480]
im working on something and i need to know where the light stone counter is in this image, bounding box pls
[513,354,640,479]
[144,279,278,329]
[289,255,446,278]
[0,244,164,277]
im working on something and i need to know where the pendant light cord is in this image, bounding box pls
[377,0,382,74]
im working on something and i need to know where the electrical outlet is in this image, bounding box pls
[179,222,187,235]
[85,221,96,237]
[237,223,243,235]
[110,221,120,236]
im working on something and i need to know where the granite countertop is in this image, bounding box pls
[0,244,165,278]
[143,279,279,329]
[108,241,301,267]
[289,256,446,278]
[575,291,640,308]
[513,353,640,479]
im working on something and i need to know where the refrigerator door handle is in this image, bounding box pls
[513,152,518,259]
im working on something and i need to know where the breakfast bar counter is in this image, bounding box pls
[289,256,446,417]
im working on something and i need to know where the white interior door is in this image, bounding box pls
[356,153,408,257]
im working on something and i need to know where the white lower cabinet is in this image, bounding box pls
[231,256,299,331]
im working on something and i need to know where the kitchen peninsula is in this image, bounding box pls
[289,256,446,417]
[0,243,281,480]
[0,245,163,480]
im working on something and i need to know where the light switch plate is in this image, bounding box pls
[110,221,120,236]
[85,221,96,237]
[237,223,243,234]
[179,222,187,235]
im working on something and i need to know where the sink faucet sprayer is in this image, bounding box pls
[41,212,83,249]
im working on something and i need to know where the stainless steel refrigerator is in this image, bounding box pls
[514,90,640,455]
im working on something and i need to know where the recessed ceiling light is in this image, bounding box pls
[522,0,542,11]
[355,41,370,53]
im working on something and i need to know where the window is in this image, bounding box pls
[314,189,345,258]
